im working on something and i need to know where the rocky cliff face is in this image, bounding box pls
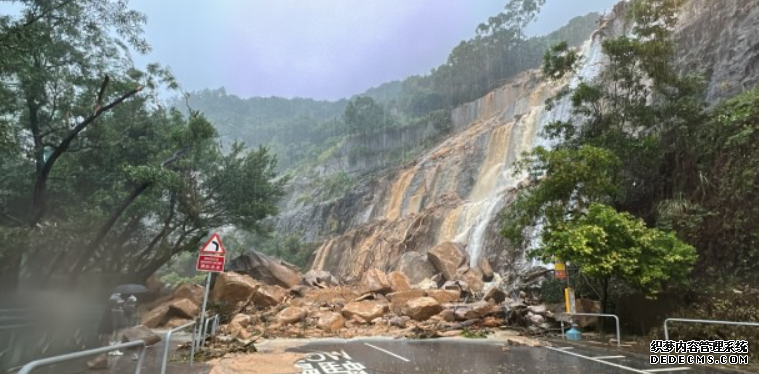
[675,0,759,103]
[272,0,759,288]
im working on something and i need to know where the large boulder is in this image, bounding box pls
[359,268,393,295]
[316,312,345,333]
[448,301,501,320]
[277,307,308,325]
[387,290,426,313]
[575,298,601,328]
[427,242,468,281]
[342,301,387,322]
[168,298,200,319]
[226,250,302,288]
[173,283,205,306]
[302,270,339,288]
[402,297,443,321]
[387,271,411,292]
[252,284,288,308]
[210,272,260,305]
[426,289,460,304]
[397,252,436,285]
[457,268,484,293]
[141,305,170,328]
[140,298,199,328]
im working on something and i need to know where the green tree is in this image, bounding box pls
[0,0,287,293]
[503,0,702,309]
[502,145,622,247]
[537,203,696,311]
[343,96,390,135]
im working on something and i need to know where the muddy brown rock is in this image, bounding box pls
[277,306,308,325]
[397,252,436,285]
[165,317,192,329]
[415,278,438,290]
[342,300,387,322]
[426,289,460,304]
[316,312,345,332]
[173,283,205,306]
[427,242,468,281]
[457,268,484,293]
[228,314,252,336]
[402,297,443,321]
[575,298,601,328]
[210,272,260,305]
[387,271,411,292]
[252,284,288,307]
[141,305,170,328]
[168,298,200,319]
[359,268,392,294]
[120,325,161,346]
[438,309,455,322]
[387,289,427,313]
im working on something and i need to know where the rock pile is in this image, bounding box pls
[143,274,595,346]
[140,249,602,345]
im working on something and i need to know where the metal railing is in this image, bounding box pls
[663,318,759,341]
[201,314,220,348]
[161,320,197,374]
[560,312,621,347]
[17,340,147,374]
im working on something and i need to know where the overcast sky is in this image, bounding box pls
[129,0,618,100]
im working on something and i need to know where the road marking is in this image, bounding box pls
[555,346,574,350]
[545,346,650,374]
[363,342,411,362]
[594,355,626,359]
[643,368,691,372]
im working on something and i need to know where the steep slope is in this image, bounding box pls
[275,0,759,286]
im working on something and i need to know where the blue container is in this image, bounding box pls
[566,327,582,341]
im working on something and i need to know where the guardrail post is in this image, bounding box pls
[161,320,197,374]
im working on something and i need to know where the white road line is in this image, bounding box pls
[643,368,691,372]
[363,343,411,362]
[594,355,627,360]
[555,346,574,350]
[545,346,650,374]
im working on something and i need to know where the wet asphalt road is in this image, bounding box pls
[285,338,747,374]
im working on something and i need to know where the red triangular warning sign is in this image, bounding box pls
[200,233,225,255]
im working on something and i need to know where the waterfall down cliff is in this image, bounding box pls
[271,0,759,285]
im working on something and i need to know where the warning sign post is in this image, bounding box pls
[196,233,226,272]
[195,233,226,349]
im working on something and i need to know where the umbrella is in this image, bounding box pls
[112,284,150,295]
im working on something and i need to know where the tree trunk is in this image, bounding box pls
[0,251,21,296]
